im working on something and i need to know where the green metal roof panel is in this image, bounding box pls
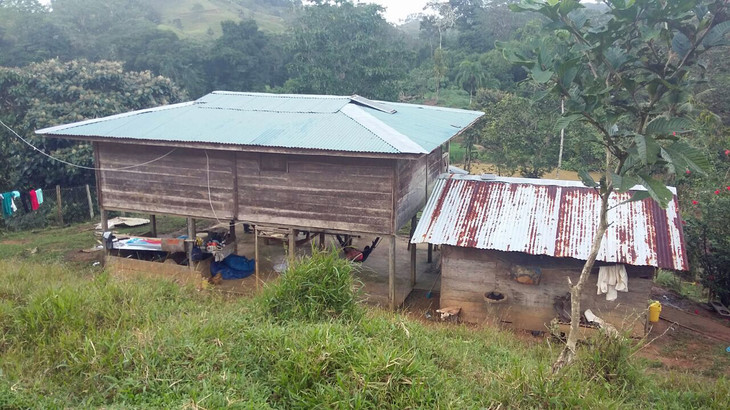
[198,92,350,113]
[37,91,484,155]
[367,102,483,153]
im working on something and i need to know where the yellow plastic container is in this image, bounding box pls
[649,301,662,322]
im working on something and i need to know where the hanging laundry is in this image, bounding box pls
[35,188,43,205]
[597,264,628,301]
[29,189,39,210]
[20,192,31,213]
[2,192,17,217]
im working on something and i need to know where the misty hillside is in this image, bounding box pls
[151,0,296,36]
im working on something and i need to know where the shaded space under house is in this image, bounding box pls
[411,174,689,336]
[36,91,484,308]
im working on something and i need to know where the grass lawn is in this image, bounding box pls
[1,224,729,408]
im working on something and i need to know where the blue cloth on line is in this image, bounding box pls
[35,189,43,204]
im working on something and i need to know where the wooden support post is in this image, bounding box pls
[410,215,417,287]
[85,184,94,219]
[150,215,157,237]
[254,225,260,292]
[187,217,196,271]
[100,208,109,260]
[389,235,396,310]
[229,220,237,253]
[428,243,433,263]
[55,185,64,225]
[319,232,326,249]
[288,228,296,261]
[187,217,196,238]
[100,208,109,231]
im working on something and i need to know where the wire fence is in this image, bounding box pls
[1,184,99,232]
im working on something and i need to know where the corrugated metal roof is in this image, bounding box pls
[36,91,483,155]
[412,174,688,270]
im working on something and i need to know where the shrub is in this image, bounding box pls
[655,270,683,294]
[258,246,363,322]
[573,331,640,392]
[685,195,730,305]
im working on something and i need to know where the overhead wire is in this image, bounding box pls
[0,118,177,171]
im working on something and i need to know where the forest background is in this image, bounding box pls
[0,0,729,302]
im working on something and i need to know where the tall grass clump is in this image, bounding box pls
[572,331,640,392]
[258,247,363,322]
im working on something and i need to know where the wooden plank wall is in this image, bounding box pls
[236,153,395,234]
[440,246,653,336]
[98,142,235,219]
[395,146,444,230]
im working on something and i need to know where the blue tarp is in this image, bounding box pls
[210,254,255,279]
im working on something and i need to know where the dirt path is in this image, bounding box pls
[660,306,730,343]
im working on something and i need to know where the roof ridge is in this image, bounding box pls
[197,105,340,114]
[439,173,677,194]
[340,104,427,154]
[209,90,350,100]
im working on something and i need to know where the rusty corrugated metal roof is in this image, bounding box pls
[412,174,688,270]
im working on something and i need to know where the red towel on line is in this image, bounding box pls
[29,190,39,210]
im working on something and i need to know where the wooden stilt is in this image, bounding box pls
[100,208,109,231]
[319,232,326,249]
[100,208,109,261]
[428,243,433,263]
[389,235,396,310]
[187,217,196,271]
[55,185,64,225]
[254,226,260,292]
[85,184,94,219]
[229,220,237,253]
[410,215,417,287]
[288,228,296,261]
[150,215,157,237]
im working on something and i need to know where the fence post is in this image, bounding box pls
[55,185,64,226]
[85,184,95,219]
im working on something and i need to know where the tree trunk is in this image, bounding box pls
[552,187,612,373]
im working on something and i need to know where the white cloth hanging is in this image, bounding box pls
[597,264,628,301]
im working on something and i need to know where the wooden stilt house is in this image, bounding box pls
[37,91,484,308]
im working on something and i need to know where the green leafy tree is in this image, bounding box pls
[0,1,73,66]
[50,0,160,61]
[285,0,412,100]
[205,19,280,93]
[504,0,729,370]
[476,89,558,177]
[455,59,487,104]
[115,27,209,98]
[0,59,185,189]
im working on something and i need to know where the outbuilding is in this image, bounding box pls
[411,174,688,335]
[37,91,484,308]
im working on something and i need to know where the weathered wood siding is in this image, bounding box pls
[440,246,653,335]
[236,153,395,234]
[395,146,444,230]
[98,142,235,218]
